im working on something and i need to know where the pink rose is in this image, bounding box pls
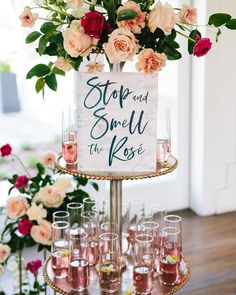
[193,36,212,57]
[14,175,29,190]
[136,48,167,74]
[86,62,104,74]
[179,5,197,25]
[117,1,146,34]
[41,151,57,165]
[26,259,42,274]
[148,1,177,36]
[62,21,97,58]
[67,0,84,9]
[31,220,52,246]
[18,217,33,236]
[0,244,11,263]
[103,28,138,63]
[19,7,38,28]
[6,196,29,220]
[0,144,12,157]
[55,57,73,72]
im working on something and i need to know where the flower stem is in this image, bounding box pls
[19,250,23,295]
[12,154,31,179]
[175,29,196,42]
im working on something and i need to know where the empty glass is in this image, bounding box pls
[83,197,96,211]
[53,211,70,223]
[51,221,70,279]
[67,202,83,229]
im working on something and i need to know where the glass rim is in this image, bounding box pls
[83,197,96,204]
[164,215,182,222]
[52,221,70,229]
[135,234,153,243]
[162,227,180,235]
[99,233,118,241]
[67,202,83,209]
[142,221,160,230]
[53,210,70,217]
[70,231,88,240]
[81,210,98,217]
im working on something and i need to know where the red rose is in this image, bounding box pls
[81,11,105,39]
[18,217,33,236]
[26,259,42,274]
[193,36,212,57]
[14,175,29,189]
[0,144,12,157]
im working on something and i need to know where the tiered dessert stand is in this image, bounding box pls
[43,154,190,294]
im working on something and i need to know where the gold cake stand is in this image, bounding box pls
[43,256,190,295]
[45,155,190,294]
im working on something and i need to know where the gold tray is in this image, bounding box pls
[55,155,178,181]
[43,256,190,295]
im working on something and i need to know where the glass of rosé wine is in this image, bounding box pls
[133,234,154,295]
[69,231,90,292]
[160,227,181,286]
[51,221,70,279]
[157,108,171,163]
[99,233,121,293]
[62,106,78,165]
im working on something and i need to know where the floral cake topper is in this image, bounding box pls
[19,0,236,93]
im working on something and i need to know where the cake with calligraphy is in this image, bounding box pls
[76,72,158,173]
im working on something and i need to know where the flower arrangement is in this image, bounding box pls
[0,143,98,294]
[19,0,236,94]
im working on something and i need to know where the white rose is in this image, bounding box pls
[27,203,47,223]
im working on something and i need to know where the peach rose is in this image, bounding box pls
[117,1,146,34]
[41,151,57,166]
[55,57,73,72]
[103,28,139,63]
[19,7,38,28]
[0,244,11,263]
[27,203,47,223]
[34,186,63,208]
[179,5,197,25]
[62,21,97,58]
[6,196,29,220]
[86,62,104,74]
[31,220,52,246]
[136,48,167,74]
[148,1,177,36]
[53,177,74,197]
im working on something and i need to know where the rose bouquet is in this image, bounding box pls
[0,143,98,293]
[19,0,236,94]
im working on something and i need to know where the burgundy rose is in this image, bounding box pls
[0,144,12,157]
[18,217,33,236]
[14,175,29,189]
[26,259,42,274]
[81,11,105,39]
[193,35,212,57]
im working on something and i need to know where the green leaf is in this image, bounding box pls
[52,66,66,76]
[91,181,99,191]
[25,31,41,44]
[38,35,48,55]
[45,73,57,91]
[163,45,182,60]
[188,30,201,54]
[208,13,231,27]
[226,18,236,30]
[76,177,88,186]
[37,163,45,175]
[40,22,55,34]
[117,9,137,21]
[35,78,45,93]
[26,64,50,79]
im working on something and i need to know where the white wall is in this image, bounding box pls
[190,0,236,215]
